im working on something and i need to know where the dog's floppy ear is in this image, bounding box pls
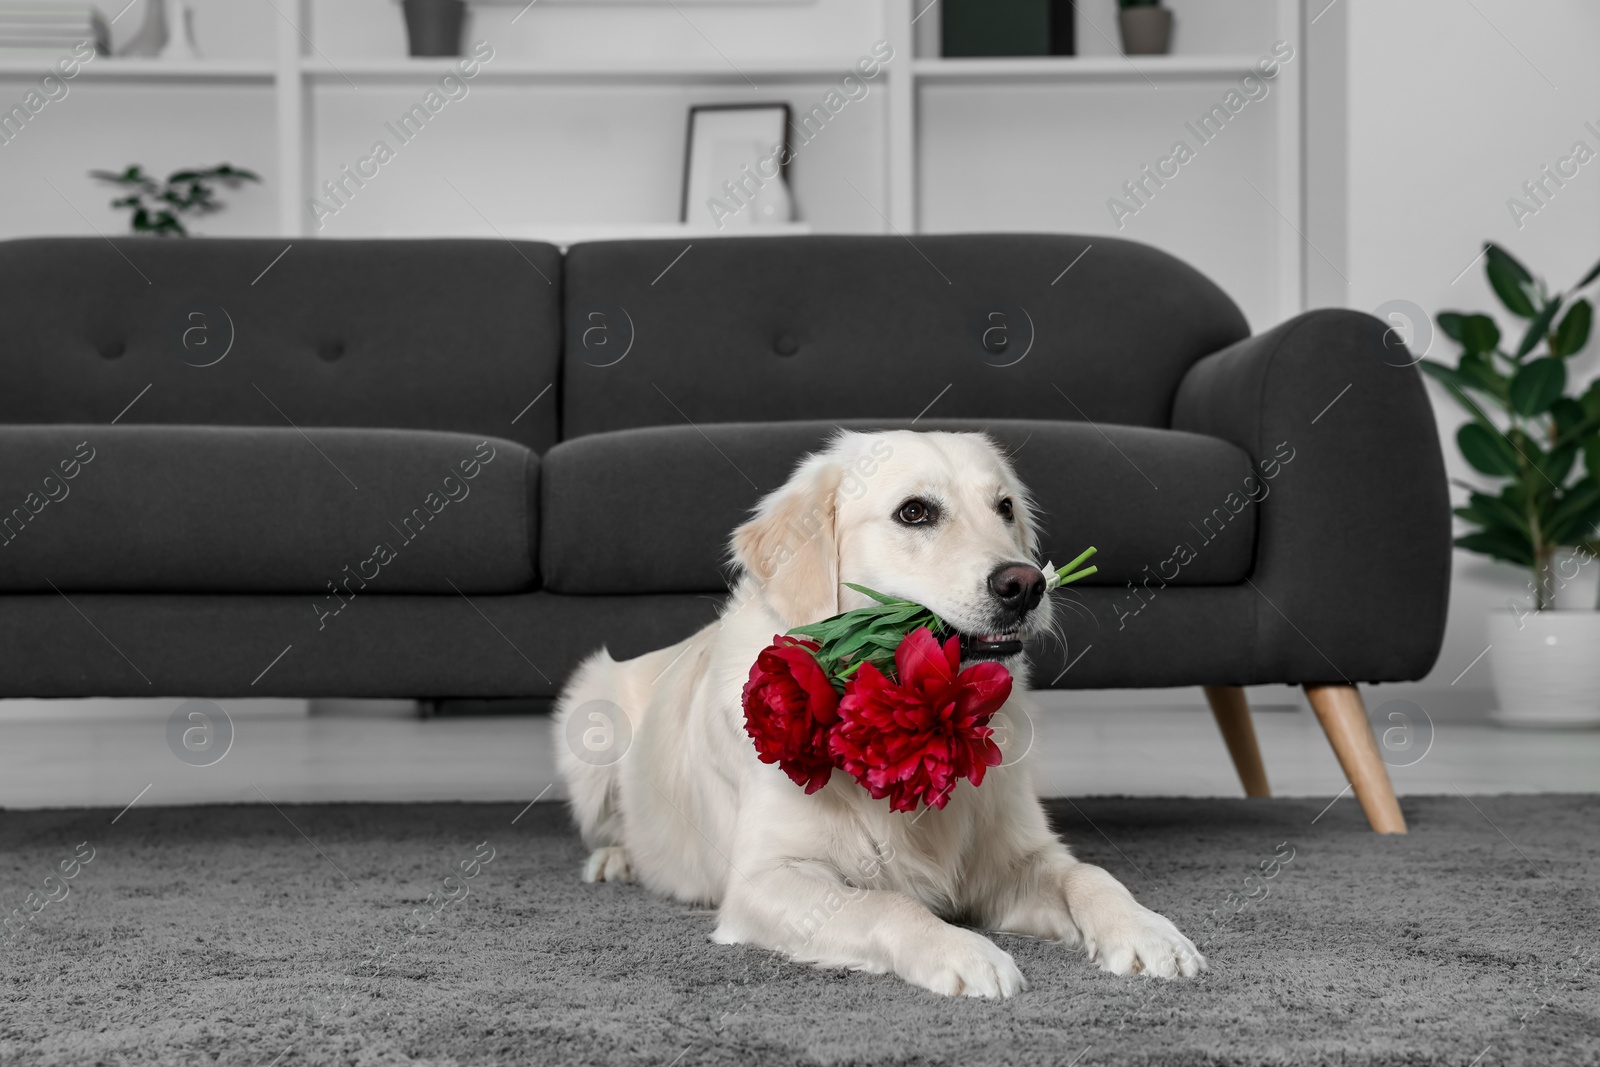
[731,455,843,629]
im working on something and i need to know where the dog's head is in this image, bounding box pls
[731,430,1051,665]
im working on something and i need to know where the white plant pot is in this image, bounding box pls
[1487,609,1600,728]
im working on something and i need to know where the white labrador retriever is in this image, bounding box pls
[554,430,1203,997]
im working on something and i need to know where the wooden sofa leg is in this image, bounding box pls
[1302,684,1408,834]
[1203,685,1271,798]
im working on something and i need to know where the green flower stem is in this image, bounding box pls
[1055,564,1099,586]
[1056,545,1098,577]
[1047,546,1099,589]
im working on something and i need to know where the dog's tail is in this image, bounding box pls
[551,647,629,850]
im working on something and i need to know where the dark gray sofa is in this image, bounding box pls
[0,234,1450,831]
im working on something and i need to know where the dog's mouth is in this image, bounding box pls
[957,630,1024,661]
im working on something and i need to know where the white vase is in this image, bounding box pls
[120,0,168,57]
[159,2,201,61]
[1486,609,1600,728]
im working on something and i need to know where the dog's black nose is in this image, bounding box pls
[988,563,1046,617]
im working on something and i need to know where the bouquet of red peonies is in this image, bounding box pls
[741,548,1098,812]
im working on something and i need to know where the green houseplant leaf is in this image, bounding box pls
[1486,243,1538,317]
[1454,529,1535,567]
[1515,297,1563,359]
[91,162,261,238]
[1457,490,1529,534]
[1456,422,1521,476]
[1551,299,1592,357]
[1508,357,1567,415]
[1545,477,1600,543]
[1542,442,1578,485]
[1456,351,1510,402]
[1443,312,1501,354]
[1420,359,1504,415]
[1576,255,1600,292]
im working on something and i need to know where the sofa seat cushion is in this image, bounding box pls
[541,419,1262,595]
[0,426,537,594]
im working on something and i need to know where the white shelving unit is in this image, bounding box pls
[0,0,1305,324]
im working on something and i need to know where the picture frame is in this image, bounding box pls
[680,103,793,228]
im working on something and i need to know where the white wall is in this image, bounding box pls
[918,69,1290,329]
[1338,0,1600,707]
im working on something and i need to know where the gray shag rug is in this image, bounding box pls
[1,795,1596,1067]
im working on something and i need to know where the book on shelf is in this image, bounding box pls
[0,3,109,56]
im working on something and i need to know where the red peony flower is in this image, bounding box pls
[829,628,1012,813]
[741,635,842,793]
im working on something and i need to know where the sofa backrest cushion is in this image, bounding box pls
[0,238,562,453]
[560,234,1249,439]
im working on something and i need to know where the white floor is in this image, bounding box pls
[2,686,1597,811]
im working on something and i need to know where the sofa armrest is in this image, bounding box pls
[1171,309,1452,684]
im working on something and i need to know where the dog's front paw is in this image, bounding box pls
[582,846,633,884]
[902,927,1028,999]
[1085,905,1205,979]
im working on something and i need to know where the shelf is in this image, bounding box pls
[0,58,276,81]
[300,56,861,85]
[912,55,1263,82]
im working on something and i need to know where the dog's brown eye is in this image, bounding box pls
[998,498,1014,521]
[896,499,935,526]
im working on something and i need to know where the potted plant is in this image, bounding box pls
[1425,243,1600,727]
[90,164,260,236]
[1118,0,1172,56]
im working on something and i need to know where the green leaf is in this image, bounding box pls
[1552,387,1600,451]
[1543,443,1578,485]
[1556,494,1600,545]
[1455,511,1538,560]
[1552,397,1586,433]
[1508,357,1566,415]
[842,583,904,607]
[1419,358,1468,389]
[1552,299,1592,357]
[1426,373,1508,431]
[1546,478,1600,543]
[1585,437,1600,481]
[1436,312,1502,356]
[1457,422,1521,476]
[1454,529,1535,567]
[1486,244,1538,318]
[1468,491,1530,534]
[1508,428,1549,475]
[1515,297,1563,359]
[1462,320,1501,356]
[1422,360,1500,415]
[1457,352,1511,402]
[1552,496,1600,545]
[1460,314,1501,354]
[1576,255,1600,291]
